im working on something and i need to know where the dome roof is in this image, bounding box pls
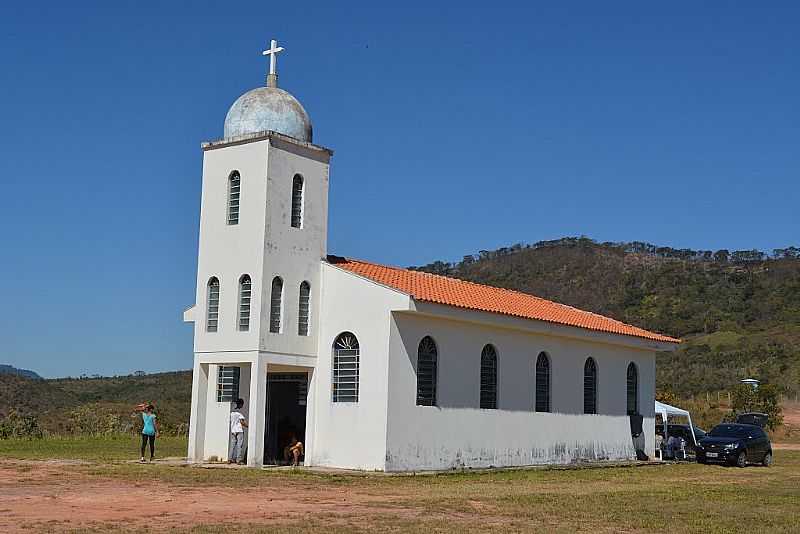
[223,86,312,142]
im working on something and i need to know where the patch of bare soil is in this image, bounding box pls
[781,403,800,427]
[0,460,431,532]
[773,443,800,450]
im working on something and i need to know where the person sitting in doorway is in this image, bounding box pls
[283,433,304,467]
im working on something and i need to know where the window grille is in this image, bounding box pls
[535,352,551,412]
[206,277,220,332]
[291,174,303,228]
[298,281,311,336]
[217,365,240,402]
[269,276,283,333]
[626,362,638,415]
[416,336,438,406]
[333,332,359,402]
[584,357,598,414]
[238,275,251,331]
[227,171,241,225]
[480,344,498,409]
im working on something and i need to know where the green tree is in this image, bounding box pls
[730,384,783,431]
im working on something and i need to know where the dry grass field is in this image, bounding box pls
[1,436,799,533]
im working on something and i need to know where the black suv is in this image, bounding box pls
[696,423,772,467]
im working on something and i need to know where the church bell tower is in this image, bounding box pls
[190,39,331,360]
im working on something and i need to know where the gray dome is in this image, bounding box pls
[223,86,312,142]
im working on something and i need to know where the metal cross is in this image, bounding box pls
[262,39,284,77]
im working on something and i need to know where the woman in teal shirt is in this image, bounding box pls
[135,403,159,462]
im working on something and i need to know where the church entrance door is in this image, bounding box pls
[263,372,308,465]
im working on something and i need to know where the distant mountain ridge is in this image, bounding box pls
[0,365,42,380]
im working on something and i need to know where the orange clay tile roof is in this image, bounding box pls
[328,256,680,344]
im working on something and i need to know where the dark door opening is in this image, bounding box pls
[263,373,308,465]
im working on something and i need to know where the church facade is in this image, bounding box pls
[184,41,679,471]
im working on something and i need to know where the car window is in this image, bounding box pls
[694,427,707,438]
[709,424,750,438]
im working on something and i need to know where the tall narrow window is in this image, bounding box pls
[216,366,240,402]
[626,362,638,415]
[416,336,438,406]
[480,344,498,409]
[290,174,303,228]
[206,277,220,332]
[227,171,241,225]
[535,352,551,412]
[298,281,311,336]
[269,276,283,333]
[238,275,251,332]
[333,332,359,402]
[584,357,598,414]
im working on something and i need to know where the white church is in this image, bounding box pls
[183,40,679,471]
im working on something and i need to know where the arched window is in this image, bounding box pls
[416,336,438,406]
[298,281,311,336]
[237,275,251,331]
[480,344,498,409]
[290,174,304,228]
[269,277,283,333]
[206,277,220,332]
[227,171,241,225]
[626,362,639,415]
[583,357,598,414]
[535,352,551,412]
[333,332,359,402]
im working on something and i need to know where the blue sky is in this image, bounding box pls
[1,1,797,377]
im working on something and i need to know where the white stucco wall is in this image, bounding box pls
[305,264,411,470]
[193,140,269,354]
[259,137,329,357]
[384,311,656,471]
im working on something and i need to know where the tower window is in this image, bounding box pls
[216,365,240,402]
[584,357,598,414]
[227,171,241,225]
[333,332,359,402]
[206,277,220,332]
[269,276,283,333]
[238,275,252,332]
[298,281,311,336]
[535,352,551,412]
[480,344,498,409]
[291,174,304,228]
[416,336,438,406]
[626,362,639,415]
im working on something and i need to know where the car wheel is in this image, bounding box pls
[736,451,747,468]
[697,457,707,465]
[762,452,772,467]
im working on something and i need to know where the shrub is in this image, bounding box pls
[0,411,44,439]
[67,404,130,436]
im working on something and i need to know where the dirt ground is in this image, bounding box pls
[3,451,799,533]
[0,460,416,533]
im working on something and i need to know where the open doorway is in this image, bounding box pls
[263,372,308,465]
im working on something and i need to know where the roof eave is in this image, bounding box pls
[406,300,680,352]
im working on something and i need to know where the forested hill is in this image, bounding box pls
[411,237,800,396]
